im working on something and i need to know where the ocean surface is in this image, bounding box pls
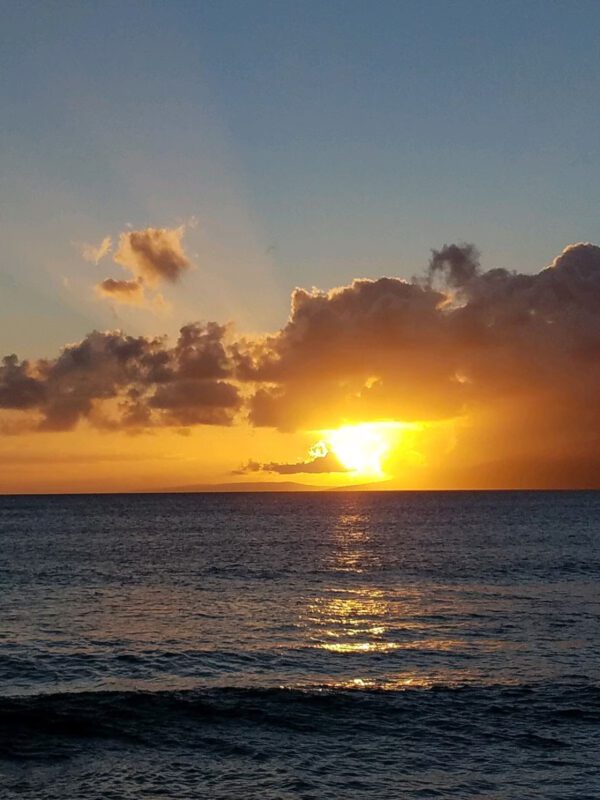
[0,491,599,799]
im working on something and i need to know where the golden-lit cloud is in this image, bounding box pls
[92,225,192,308]
[113,226,191,286]
[96,278,145,305]
[236,243,600,458]
[5,241,600,487]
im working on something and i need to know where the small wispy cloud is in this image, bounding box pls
[81,236,112,265]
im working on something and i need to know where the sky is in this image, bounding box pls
[2,0,600,492]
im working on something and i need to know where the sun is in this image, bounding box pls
[309,421,428,479]
[313,422,405,476]
[328,424,390,474]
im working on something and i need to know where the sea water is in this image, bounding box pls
[1,491,598,798]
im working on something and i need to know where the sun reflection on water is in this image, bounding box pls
[299,502,479,688]
[305,509,399,656]
[326,512,382,574]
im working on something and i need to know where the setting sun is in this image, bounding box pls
[313,422,419,477]
[327,423,390,474]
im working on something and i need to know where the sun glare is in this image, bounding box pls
[328,424,390,474]
[315,421,417,477]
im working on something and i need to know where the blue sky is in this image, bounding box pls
[2,0,600,357]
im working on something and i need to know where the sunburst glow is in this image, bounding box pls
[314,421,419,476]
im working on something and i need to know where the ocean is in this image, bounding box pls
[0,491,598,799]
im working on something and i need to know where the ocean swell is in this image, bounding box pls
[1,683,598,761]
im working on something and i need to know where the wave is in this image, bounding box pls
[1,683,598,762]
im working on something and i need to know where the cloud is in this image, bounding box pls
[0,324,240,432]
[0,355,45,409]
[234,243,600,435]
[96,278,145,305]
[236,450,349,475]
[175,322,233,379]
[427,242,480,289]
[91,225,192,307]
[236,274,454,429]
[149,379,240,426]
[82,236,112,264]
[7,241,600,485]
[113,226,191,286]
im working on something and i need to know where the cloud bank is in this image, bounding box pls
[4,242,600,485]
[0,323,239,431]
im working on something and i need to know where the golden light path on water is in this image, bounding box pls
[296,508,502,690]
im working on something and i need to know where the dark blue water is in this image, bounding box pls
[1,492,599,798]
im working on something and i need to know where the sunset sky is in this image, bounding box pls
[2,1,600,492]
